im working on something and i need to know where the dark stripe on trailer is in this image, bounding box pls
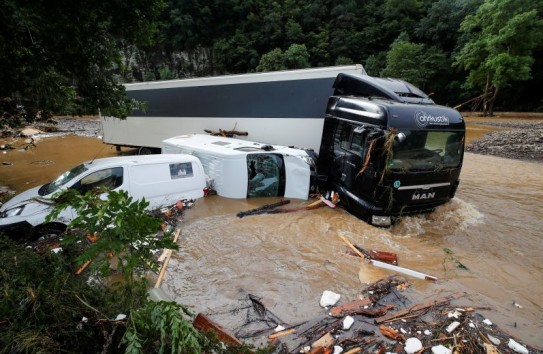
[127,78,336,119]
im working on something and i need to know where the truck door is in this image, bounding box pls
[338,125,367,191]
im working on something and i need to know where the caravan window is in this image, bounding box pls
[247,154,286,198]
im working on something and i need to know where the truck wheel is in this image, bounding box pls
[32,223,67,241]
[138,147,159,155]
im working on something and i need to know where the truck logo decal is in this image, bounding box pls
[412,192,435,200]
[414,111,450,128]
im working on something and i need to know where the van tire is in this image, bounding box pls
[32,223,67,241]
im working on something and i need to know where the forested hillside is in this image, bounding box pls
[1,0,542,120]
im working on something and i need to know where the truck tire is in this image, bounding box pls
[138,147,160,155]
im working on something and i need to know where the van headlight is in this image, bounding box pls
[1,205,25,218]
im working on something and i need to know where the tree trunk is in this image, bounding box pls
[487,86,499,117]
[483,73,491,116]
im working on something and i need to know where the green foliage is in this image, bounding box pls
[454,0,543,114]
[123,301,206,354]
[257,49,285,72]
[0,0,165,122]
[0,238,122,353]
[46,189,178,308]
[283,44,310,69]
[381,34,448,90]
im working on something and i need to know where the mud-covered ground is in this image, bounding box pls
[466,119,543,162]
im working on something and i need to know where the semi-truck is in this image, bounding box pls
[101,66,465,226]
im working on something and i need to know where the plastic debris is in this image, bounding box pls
[320,290,341,307]
[447,310,462,319]
[333,345,343,354]
[445,321,461,333]
[115,314,127,321]
[483,318,493,325]
[508,338,529,354]
[274,325,285,332]
[50,247,62,254]
[343,316,354,330]
[431,344,452,354]
[487,334,501,346]
[424,329,432,336]
[404,337,423,354]
[513,301,523,309]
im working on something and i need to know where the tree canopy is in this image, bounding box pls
[1,0,542,119]
[0,0,165,122]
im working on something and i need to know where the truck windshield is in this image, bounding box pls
[389,130,464,171]
[39,163,89,196]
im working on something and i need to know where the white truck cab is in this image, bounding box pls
[161,134,317,200]
[0,154,207,240]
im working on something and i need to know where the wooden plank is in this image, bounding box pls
[375,292,466,324]
[193,313,243,346]
[369,260,438,281]
[329,298,372,317]
[268,328,296,339]
[154,228,181,288]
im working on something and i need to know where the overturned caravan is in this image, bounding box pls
[317,73,465,226]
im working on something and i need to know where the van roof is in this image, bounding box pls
[162,134,307,158]
[82,154,199,168]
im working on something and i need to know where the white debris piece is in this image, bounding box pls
[483,319,493,326]
[447,310,462,319]
[514,302,523,309]
[446,321,461,333]
[51,247,62,254]
[333,345,343,354]
[115,314,127,321]
[431,344,452,354]
[424,330,432,336]
[274,325,285,332]
[404,337,423,354]
[81,316,88,323]
[343,316,354,330]
[487,334,501,346]
[320,290,341,307]
[400,327,407,334]
[468,322,475,328]
[508,339,529,354]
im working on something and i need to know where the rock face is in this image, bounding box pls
[466,121,543,162]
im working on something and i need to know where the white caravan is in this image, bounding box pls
[101,65,366,153]
[161,134,316,200]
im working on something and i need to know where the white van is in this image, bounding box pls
[0,154,207,240]
[161,134,317,200]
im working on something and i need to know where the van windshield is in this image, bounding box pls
[39,164,89,196]
[388,131,464,171]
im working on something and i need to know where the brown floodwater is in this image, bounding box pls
[0,129,542,348]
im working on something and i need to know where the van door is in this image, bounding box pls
[283,155,311,199]
[71,167,125,195]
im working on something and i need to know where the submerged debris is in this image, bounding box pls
[192,276,541,353]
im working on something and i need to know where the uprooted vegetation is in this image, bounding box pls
[0,190,262,353]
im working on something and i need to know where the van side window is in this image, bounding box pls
[170,162,194,179]
[77,167,123,194]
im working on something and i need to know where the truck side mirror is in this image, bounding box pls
[395,132,406,144]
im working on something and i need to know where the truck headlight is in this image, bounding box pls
[372,215,391,227]
[1,205,25,218]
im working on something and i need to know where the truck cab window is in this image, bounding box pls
[75,167,123,194]
[247,154,286,198]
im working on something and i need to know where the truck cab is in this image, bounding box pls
[317,74,465,226]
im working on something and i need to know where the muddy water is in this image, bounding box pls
[0,132,542,348]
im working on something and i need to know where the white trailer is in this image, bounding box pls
[100,65,366,153]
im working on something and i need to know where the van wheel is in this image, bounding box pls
[32,223,67,241]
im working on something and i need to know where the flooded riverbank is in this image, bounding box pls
[0,120,542,349]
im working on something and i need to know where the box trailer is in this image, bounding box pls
[100,65,366,153]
